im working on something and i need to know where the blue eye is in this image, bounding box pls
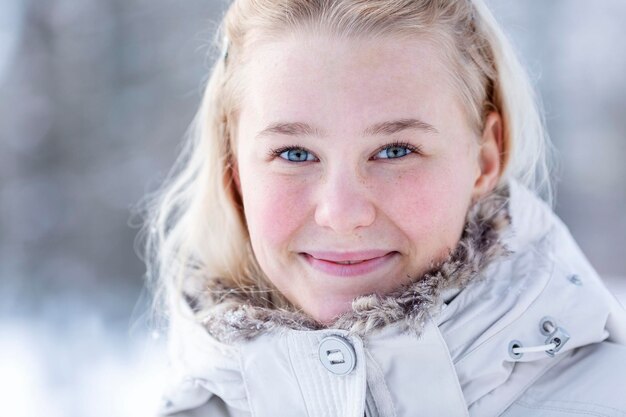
[375,143,415,159]
[279,147,315,162]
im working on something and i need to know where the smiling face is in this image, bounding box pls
[233,33,501,324]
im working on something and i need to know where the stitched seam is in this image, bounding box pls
[194,378,247,402]
[530,399,626,415]
[365,386,378,417]
[349,335,367,417]
[517,345,626,415]
[490,350,570,415]
[236,348,257,417]
[286,332,313,417]
[428,313,470,416]
[364,349,397,417]
[304,333,327,417]
[513,400,625,417]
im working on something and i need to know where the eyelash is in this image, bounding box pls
[267,141,423,162]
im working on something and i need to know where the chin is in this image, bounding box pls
[303,297,355,325]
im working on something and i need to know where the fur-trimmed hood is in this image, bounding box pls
[159,179,626,417]
[189,183,512,343]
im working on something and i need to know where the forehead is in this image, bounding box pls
[237,33,466,137]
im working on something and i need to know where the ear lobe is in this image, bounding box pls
[473,112,503,199]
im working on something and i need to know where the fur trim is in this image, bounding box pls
[192,184,512,344]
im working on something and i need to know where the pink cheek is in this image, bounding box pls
[243,176,311,249]
[378,171,466,241]
[394,183,442,233]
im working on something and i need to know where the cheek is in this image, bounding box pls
[379,158,475,248]
[241,172,311,251]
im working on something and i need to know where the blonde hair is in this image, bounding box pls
[136,0,555,322]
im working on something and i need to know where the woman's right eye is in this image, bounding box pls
[277,147,316,162]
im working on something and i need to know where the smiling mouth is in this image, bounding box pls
[300,251,399,277]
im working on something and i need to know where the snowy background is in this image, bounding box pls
[1,1,625,416]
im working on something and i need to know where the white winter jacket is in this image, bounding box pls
[158,180,626,416]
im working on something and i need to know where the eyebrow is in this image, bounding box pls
[255,118,438,140]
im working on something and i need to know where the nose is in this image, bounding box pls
[314,168,376,234]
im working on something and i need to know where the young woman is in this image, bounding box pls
[142,0,626,415]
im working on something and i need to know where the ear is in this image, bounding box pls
[472,111,503,199]
[225,153,243,207]
[225,155,247,225]
[231,157,242,195]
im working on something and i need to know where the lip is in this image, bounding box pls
[305,250,393,262]
[300,250,399,277]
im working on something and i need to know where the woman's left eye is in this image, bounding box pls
[374,142,418,159]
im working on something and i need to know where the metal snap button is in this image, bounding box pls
[318,335,356,375]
